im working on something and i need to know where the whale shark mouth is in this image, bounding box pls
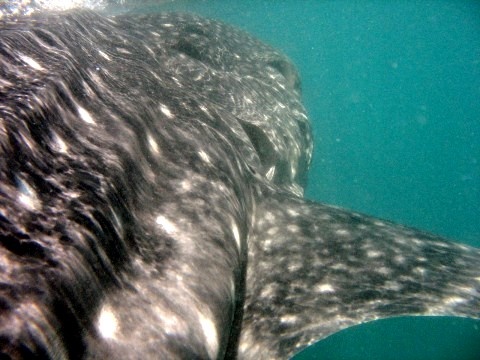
[0,9,479,360]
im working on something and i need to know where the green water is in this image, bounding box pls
[293,317,480,360]
[136,1,480,358]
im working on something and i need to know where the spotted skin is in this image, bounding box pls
[241,191,480,358]
[0,10,478,360]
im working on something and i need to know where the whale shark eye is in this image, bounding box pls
[183,24,208,37]
[172,39,203,62]
[239,120,275,171]
[266,59,302,92]
[171,24,209,62]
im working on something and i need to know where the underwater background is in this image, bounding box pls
[142,1,480,359]
[143,1,480,359]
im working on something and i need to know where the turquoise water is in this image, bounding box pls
[142,1,480,358]
[293,317,480,360]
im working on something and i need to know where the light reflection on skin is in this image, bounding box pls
[1,0,105,18]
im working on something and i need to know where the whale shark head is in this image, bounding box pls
[0,8,479,360]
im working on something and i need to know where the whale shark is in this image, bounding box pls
[0,9,479,359]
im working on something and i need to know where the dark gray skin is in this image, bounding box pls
[0,10,479,359]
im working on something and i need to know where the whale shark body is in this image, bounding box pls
[0,10,479,359]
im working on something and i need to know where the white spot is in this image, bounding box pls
[199,104,213,119]
[180,179,192,192]
[385,280,401,291]
[198,150,211,164]
[52,132,68,153]
[160,104,174,119]
[231,220,241,250]
[0,78,13,88]
[262,238,272,250]
[97,306,118,340]
[259,283,277,299]
[155,215,177,234]
[280,315,298,324]
[111,208,123,236]
[244,96,253,104]
[193,72,204,81]
[287,262,302,272]
[198,312,218,359]
[414,267,426,276]
[116,48,131,55]
[287,209,299,217]
[335,229,350,236]
[455,285,478,296]
[78,106,95,124]
[445,296,467,306]
[266,227,279,236]
[287,224,300,233]
[315,283,335,293]
[17,178,40,211]
[172,76,182,87]
[98,50,111,61]
[266,166,275,180]
[19,133,35,153]
[264,211,275,222]
[457,244,469,251]
[147,133,159,154]
[290,164,297,179]
[367,250,382,258]
[230,277,236,302]
[375,266,391,275]
[432,241,450,248]
[153,303,188,336]
[331,263,347,270]
[412,238,423,246]
[319,214,332,221]
[20,55,44,71]
[144,45,155,56]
